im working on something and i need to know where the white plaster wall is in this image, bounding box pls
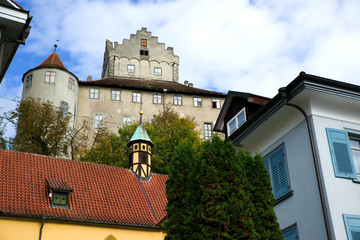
[22,67,79,128]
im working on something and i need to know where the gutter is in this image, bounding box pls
[39,216,45,240]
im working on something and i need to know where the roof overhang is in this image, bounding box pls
[0,0,32,83]
[228,71,360,146]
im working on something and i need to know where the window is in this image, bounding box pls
[326,128,357,179]
[153,93,162,104]
[68,78,75,90]
[212,98,220,108]
[132,92,141,103]
[263,146,291,200]
[127,64,135,73]
[45,71,56,83]
[344,214,360,240]
[204,123,212,140]
[53,192,68,205]
[193,97,202,107]
[90,88,99,99]
[94,114,104,129]
[174,95,182,106]
[350,134,360,177]
[140,50,148,56]
[111,90,120,101]
[25,74,32,87]
[123,116,132,126]
[154,67,162,76]
[60,101,69,115]
[282,224,299,240]
[227,108,246,136]
[141,39,147,46]
[140,152,147,164]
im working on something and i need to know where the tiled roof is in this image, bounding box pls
[79,77,226,97]
[37,52,67,70]
[0,150,168,228]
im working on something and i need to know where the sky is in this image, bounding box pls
[1,0,360,139]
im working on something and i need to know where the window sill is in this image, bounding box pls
[352,178,360,184]
[275,191,294,205]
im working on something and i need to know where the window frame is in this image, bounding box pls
[212,98,220,108]
[89,88,99,99]
[94,113,104,129]
[111,90,121,101]
[60,101,69,115]
[326,128,357,179]
[25,74,32,87]
[153,93,162,104]
[263,145,291,201]
[227,108,246,136]
[132,92,141,103]
[282,224,299,240]
[344,214,360,240]
[45,71,56,83]
[122,116,132,126]
[193,97,202,107]
[68,78,75,90]
[174,95,182,106]
[140,49,149,56]
[204,123,212,140]
[127,64,135,73]
[154,67,162,76]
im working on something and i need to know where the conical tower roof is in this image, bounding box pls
[128,123,153,147]
[37,52,67,70]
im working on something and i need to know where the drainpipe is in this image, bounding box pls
[163,88,167,112]
[278,87,332,240]
[39,216,46,240]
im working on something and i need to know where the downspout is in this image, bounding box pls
[39,216,46,240]
[278,87,332,240]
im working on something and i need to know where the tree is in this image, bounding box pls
[7,98,71,156]
[0,111,7,149]
[83,107,201,173]
[240,150,283,239]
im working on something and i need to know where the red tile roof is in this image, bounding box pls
[0,150,168,228]
[80,77,226,97]
[37,52,67,71]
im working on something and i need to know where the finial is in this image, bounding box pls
[54,40,59,52]
[139,101,143,123]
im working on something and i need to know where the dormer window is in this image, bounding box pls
[46,178,73,208]
[227,108,246,136]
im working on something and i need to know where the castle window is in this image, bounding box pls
[111,90,120,101]
[25,74,32,87]
[193,97,202,107]
[127,64,135,73]
[174,95,182,106]
[140,50,148,56]
[94,113,104,129]
[60,101,69,115]
[153,93,162,104]
[45,71,56,83]
[132,92,141,103]
[90,88,99,99]
[212,98,220,108]
[46,178,72,208]
[68,78,75,90]
[204,123,212,140]
[122,116,132,126]
[154,67,162,76]
[141,39,147,47]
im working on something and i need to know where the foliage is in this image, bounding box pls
[0,111,6,149]
[240,150,283,239]
[7,98,71,156]
[165,135,282,239]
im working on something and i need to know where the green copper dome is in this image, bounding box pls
[128,123,153,146]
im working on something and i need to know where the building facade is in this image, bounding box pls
[215,72,360,240]
[22,28,225,139]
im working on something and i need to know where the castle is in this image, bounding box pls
[21,28,225,139]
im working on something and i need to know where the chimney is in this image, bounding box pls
[87,76,92,81]
[188,83,193,87]
[184,80,189,86]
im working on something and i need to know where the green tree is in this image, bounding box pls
[240,150,283,239]
[0,111,7,149]
[7,98,71,156]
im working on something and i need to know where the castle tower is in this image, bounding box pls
[127,111,153,179]
[21,47,79,128]
[102,27,179,82]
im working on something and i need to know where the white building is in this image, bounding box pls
[215,72,360,240]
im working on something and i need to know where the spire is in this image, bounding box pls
[37,48,67,70]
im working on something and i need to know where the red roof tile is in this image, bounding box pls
[37,52,67,70]
[0,150,168,228]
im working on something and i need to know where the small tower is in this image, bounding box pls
[127,110,153,179]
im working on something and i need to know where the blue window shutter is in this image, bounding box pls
[270,147,290,199]
[282,225,298,240]
[343,214,360,240]
[326,128,356,179]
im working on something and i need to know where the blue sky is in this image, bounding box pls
[1,0,360,139]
